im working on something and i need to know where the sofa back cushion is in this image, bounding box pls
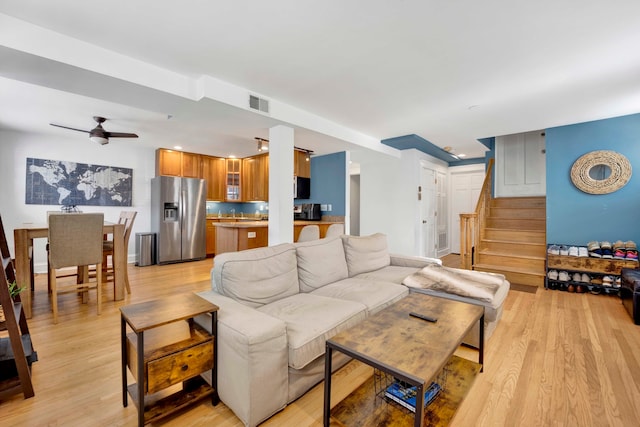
[212,243,299,308]
[295,236,349,292]
[341,233,390,277]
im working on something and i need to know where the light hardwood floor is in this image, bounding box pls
[2,256,640,426]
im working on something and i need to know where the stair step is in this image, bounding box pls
[480,240,546,257]
[475,252,545,270]
[485,218,545,230]
[489,207,546,219]
[483,228,546,243]
[490,196,546,209]
[474,264,545,287]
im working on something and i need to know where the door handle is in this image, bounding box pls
[422,220,427,224]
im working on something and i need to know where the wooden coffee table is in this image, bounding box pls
[323,293,484,427]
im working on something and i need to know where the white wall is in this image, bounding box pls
[356,148,447,255]
[0,129,155,272]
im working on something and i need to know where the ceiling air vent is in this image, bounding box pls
[249,94,270,114]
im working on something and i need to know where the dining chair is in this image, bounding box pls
[325,223,344,238]
[48,213,103,324]
[99,211,137,295]
[45,211,85,289]
[297,225,320,242]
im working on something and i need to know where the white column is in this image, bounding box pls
[268,125,294,245]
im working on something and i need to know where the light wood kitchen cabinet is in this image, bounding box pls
[202,156,226,201]
[206,219,217,256]
[181,152,202,178]
[156,149,183,176]
[156,148,201,178]
[294,150,311,178]
[225,158,242,201]
[242,153,269,202]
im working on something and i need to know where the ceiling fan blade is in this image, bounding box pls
[49,123,90,133]
[104,132,139,139]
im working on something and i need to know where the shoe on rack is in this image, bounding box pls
[559,245,570,256]
[572,272,582,282]
[600,241,613,259]
[587,241,602,258]
[547,244,560,255]
[625,240,637,250]
[578,247,589,257]
[547,269,559,280]
[613,277,621,289]
[576,284,586,293]
[614,248,627,259]
[613,240,626,250]
[626,249,639,261]
[581,273,590,283]
[602,275,613,287]
[569,246,579,256]
[558,271,570,282]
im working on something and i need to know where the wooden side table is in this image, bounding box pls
[120,293,219,426]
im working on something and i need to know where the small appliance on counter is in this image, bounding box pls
[294,203,322,221]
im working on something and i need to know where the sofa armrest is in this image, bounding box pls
[196,290,289,427]
[390,253,442,268]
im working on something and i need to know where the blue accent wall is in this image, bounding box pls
[546,113,640,245]
[299,151,346,216]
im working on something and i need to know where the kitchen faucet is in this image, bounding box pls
[230,208,235,218]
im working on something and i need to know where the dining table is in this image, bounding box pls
[14,222,126,318]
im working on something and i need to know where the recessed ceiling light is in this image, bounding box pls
[173,145,182,150]
[458,153,467,158]
[228,155,236,158]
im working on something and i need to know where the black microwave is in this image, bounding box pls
[294,176,310,199]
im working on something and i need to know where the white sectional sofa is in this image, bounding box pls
[196,233,509,426]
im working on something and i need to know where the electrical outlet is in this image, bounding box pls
[321,204,328,211]
[328,204,332,211]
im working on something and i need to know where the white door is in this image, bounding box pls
[495,131,546,197]
[436,171,448,257]
[450,170,485,253]
[421,167,437,258]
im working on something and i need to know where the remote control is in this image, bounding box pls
[409,312,438,323]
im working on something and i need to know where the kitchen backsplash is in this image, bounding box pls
[206,201,268,217]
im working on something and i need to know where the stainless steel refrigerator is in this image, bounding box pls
[151,176,206,264]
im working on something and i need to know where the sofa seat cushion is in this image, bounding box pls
[341,233,390,276]
[212,243,299,308]
[295,236,349,292]
[311,278,408,315]
[257,293,366,369]
[353,265,425,285]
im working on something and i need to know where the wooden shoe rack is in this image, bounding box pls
[546,250,638,293]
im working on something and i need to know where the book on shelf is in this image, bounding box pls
[384,381,442,412]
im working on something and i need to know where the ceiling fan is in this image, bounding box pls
[49,116,138,145]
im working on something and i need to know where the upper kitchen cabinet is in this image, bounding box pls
[156,148,201,178]
[225,158,242,201]
[202,156,226,201]
[242,153,269,202]
[294,150,311,178]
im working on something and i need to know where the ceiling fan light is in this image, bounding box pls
[90,135,109,145]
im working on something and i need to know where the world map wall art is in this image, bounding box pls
[25,157,133,206]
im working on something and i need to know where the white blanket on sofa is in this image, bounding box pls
[402,264,504,303]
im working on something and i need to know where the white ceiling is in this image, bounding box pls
[1,1,640,159]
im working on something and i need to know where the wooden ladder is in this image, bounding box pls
[0,214,37,399]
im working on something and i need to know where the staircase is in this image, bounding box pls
[473,196,546,288]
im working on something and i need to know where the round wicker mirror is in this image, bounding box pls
[570,150,632,194]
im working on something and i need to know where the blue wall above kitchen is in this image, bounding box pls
[300,151,346,216]
[546,112,640,246]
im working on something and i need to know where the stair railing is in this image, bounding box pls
[460,158,494,269]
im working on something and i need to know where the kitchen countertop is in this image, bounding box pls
[212,220,341,228]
